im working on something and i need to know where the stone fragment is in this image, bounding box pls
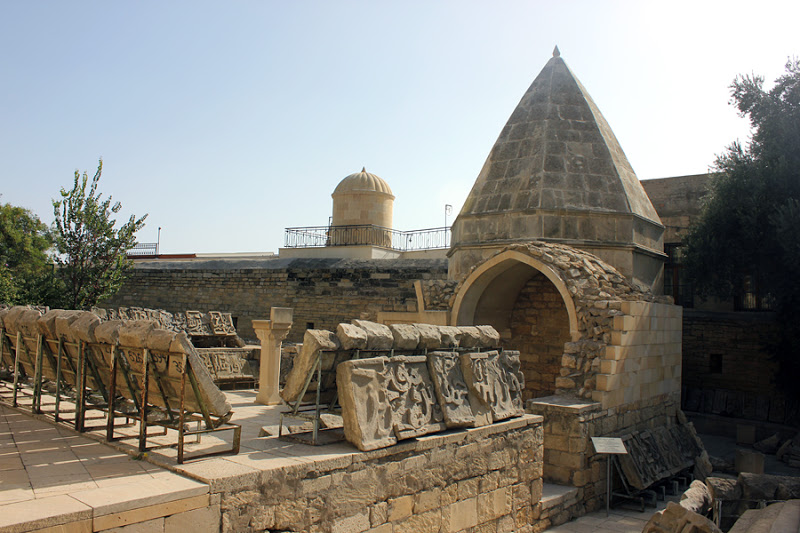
[753,433,781,454]
[694,449,713,481]
[337,355,446,451]
[437,326,459,348]
[414,323,442,349]
[118,320,157,348]
[706,476,740,501]
[498,350,525,413]
[454,327,481,349]
[642,501,722,533]
[146,328,177,352]
[94,320,124,345]
[388,355,446,440]
[738,472,800,501]
[281,329,340,403]
[351,319,393,350]
[474,325,500,348]
[336,323,368,350]
[460,351,519,423]
[735,449,765,474]
[337,357,396,451]
[427,351,475,427]
[680,480,711,515]
[388,323,419,350]
[69,312,102,343]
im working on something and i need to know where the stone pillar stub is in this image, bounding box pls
[254,307,293,405]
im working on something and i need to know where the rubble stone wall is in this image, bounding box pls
[217,417,545,533]
[101,259,448,343]
[510,273,572,400]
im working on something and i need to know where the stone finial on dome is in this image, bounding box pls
[553,45,561,57]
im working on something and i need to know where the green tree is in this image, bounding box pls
[684,58,800,394]
[52,160,147,309]
[0,202,64,306]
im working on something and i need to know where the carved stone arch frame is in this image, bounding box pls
[450,249,581,342]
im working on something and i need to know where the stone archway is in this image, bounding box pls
[451,249,580,400]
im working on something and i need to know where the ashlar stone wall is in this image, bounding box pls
[215,416,545,533]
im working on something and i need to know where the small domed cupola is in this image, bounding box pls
[330,168,395,246]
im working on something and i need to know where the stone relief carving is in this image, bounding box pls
[460,350,522,423]
[427,351,476,427]
[386,356,445,440]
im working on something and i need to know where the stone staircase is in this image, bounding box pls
[729,500,800,533]
[539,483,582,527]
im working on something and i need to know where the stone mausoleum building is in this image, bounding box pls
[102,48,704,521]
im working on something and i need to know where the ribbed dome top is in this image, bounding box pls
[332,167,394,197]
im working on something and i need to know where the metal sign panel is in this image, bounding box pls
[591,437,628,454]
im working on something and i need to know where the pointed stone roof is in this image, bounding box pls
[449,49,664,288]
[457,49,659,222]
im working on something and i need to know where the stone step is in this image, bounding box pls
[540,482,579,510]
[728,500,800,533]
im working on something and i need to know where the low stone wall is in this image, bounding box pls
[528,393,682,512]
[214,416,544,533]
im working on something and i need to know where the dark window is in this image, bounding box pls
[664,244,694,307]
[306,322,314,330]
[710,353,723,374]
[734,275,775,311]
[231,316,238,329]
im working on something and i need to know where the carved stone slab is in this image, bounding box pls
[427,351,476,427]
[498,350,525,413]
[337,357,397,451]
[337,355,446,451]
[196,348,256,382]
[460,350,521,423]
[281,329,340,403]
[387,355,446,440]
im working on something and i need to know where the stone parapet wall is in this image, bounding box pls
[101,258,448,343]
[212,416,545,533]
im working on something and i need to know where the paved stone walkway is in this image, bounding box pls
[0,402,211,532]
[546,497,679,532]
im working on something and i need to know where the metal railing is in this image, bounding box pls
[127,243,158,257]
[284,225,451,251]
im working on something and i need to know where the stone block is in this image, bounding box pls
[387,495,414,522]
[427,351,477,427]
[337,323,368,350]
[388,323,419,350]
[352,320,394,350]
[443,498,479,532]
[281,329,340,403]
[735,449,765,474]
[164,504,220,533]
[332,509,370,533]
[414,323,443,349]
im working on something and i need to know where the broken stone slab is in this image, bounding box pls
[437,326,460,348]
[67,312,101,344]
[498,350,525,413]
[738,472,800,501]
[475,325,500,348]
[460,350,520,423]
[351,320,394,350]
[118,320,158,348]
[454,326,481,349]
[706,476,741,501]
[146,328,177,353]
[642,501,722,533]
[427,351,476,427]
[735,449,765,474]
[94,320,124,345]
[680,480,712,515]
[281,329,340,403]
[753,433,782,454]
[694,449,713,481]
[388,323,419,350]
[336,357,397,451]
[388,355,446,440]
[336,323,368,350]
[729,500,800,533]
[413,323,442,349]
[36,309,79,338]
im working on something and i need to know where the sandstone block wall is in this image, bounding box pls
[101,259,448,343]
[681,310,797,426]
[528,395,680,512]
[593,301,682,409]
[216,417,544,533]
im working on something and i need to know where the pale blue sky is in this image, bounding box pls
[2,1,797,254]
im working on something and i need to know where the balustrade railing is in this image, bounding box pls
[284,225,451,251]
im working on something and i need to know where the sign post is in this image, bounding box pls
[591,437,628,517]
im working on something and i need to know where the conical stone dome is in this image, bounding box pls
[449,48,665,289]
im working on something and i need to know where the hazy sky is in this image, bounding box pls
[2,1,797,254]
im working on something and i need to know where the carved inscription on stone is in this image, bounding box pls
[337,355,445,451]
[387,356,446,440]
[337,358,397,451]
[196,348,254,381]
[498,350,525,413]
[209,311,236,335]
[427,351,475,427]
[185,311,205,336]
[460,351,520,423]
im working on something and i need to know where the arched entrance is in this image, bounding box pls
[451,250,579,401]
